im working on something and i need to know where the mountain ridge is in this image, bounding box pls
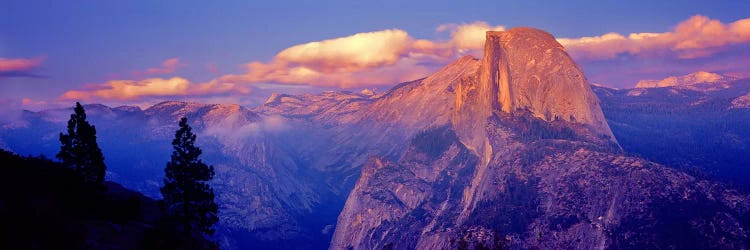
[635,71,738,91]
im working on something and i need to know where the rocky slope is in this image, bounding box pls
[331,28,750,249]
[332,117,750,249]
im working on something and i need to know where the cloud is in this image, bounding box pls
[218,29,459,88]
[437,21,506,53]
[217,22,508,88]
[276,29,412,72]
[222,16,750,88]
[203,114,288,148]
[53,15,750,101]
[558,15,750,61]
[206,63,220,74]
[134,57,184,76]
[59,77,250,101]
[0,57,45,78]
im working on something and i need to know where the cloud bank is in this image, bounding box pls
[218,29,456,88]
[56,15,750,104]
[558,15,750,61]
[60,77,249,101]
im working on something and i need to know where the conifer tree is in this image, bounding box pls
[57,102,106,185]
[161,117,218,241]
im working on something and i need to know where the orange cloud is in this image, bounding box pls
[134,57,184,76]
[558,15,750,61]
[60,77,249,101]
[218,29,460,88]
[276,29,413,72]
[21,98,33,105]
[21,97,48,109]
[437,21,506,53]
[0,57,45,73]
[219,57,435,88]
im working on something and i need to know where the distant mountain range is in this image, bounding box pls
[634,71,739,91]
[596,76,750,191]
[2,28,749,249]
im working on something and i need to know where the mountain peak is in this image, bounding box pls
[488,27,607,121]
[461,28,615,141]
[450,27,617,172]
[486,27,562,50]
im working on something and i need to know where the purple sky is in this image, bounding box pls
[2,0,750,110]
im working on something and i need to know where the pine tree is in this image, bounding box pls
[161,117,218,242]
[57,102,106,185]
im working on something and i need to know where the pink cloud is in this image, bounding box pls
[20,97,48,110]
[59,77,249,101]
[134,57,184,76]
[275,29,413,72]
[437,21,506,54]
[217,29,455,88]
[0,56,45,74]
[558,15,750,61]
[206,63,220,74]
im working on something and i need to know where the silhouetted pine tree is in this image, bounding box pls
[161,117,218,244]
[57,102,106,185]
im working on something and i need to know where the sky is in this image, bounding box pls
[2,0,750,110]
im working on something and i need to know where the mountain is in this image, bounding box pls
[595,77,750,190]
[634,71,738,91]
[1,28,749,249]
[331,28,750,249]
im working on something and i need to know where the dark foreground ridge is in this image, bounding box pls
[0,149,215,249]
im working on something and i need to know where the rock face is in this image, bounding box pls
[480,29,613,140]
[332,121,750,250]
[454,28,615,164]
[330,28,750,250]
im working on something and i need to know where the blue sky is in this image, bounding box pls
[2,0,750,109]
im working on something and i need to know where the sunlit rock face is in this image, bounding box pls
[454,28,616,163]
[482,28,613,140]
